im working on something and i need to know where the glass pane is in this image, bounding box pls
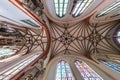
[71,0,93,17]
[55,4,58,7]
[54,0,69,17]
[60,0,64,4]
[75,61,103,80]
[65,0,69,3]
[0,54,40,80]
[56,60,74,80]
[99,60,120,72]
[97,0,120,17]
[116,31,120,43]
[54,0,58,3]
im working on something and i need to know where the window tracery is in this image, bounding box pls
[71,0,93,17]
[116,31,120,43]
[54,0,69,17]
[75,60,103,80]
[56,60,74,80]
[96,0,120,17]
[99,60,120,72]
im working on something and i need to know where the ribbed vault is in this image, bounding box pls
[50,20,120,58]
[16,27,48,54]
[0,23,49,58]
[8,0,120,60]
[5,0,51,59]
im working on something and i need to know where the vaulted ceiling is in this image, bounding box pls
[0,0,120,60]
[0,22,50,59]
[43,0,120,58]
[50,20,120,58]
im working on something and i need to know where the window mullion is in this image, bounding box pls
[75,60,103,80]
[62,0,65,16]
[65,62,68,80]
[74,0,84,16]
[56,60,73,80]
[58,0,60,17]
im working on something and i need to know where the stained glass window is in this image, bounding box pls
[75,60,103,80]
[99,60,120,72]
[71,0,93,17]
[21,19,39,27]
[0,48,16,57]
[96,0,120,17]
[54,0,69,17]
[117,31,120,43]
[0,54,40,80]
[56,60,74,80]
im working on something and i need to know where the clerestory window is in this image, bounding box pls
[54,0,69,18]
[56,60,74,80]
[99,60,120,72]
[71,0,93,17]
[96,0,120,17]
[75,60,103,80]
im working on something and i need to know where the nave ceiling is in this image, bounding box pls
[0,0,120,60]
[50,20,120,58]
[0,22,49,59]
[42,0,120,58]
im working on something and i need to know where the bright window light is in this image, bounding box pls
[0,48,16,57]
[117,31,120,43]
[71,0,93,17]
[56,60,74,80]
[99,60,120,72]
[97,0,120,17]
[0,54,40,80]
[75,60,103,80]
[21,19,39,27]
[54,0,69,17]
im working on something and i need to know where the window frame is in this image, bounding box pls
[71,0,94,17]
[98,59,120,72]
[54,0,69,18]
[55,60,74,80]
[96,0,120,17]
[74,60,103,80]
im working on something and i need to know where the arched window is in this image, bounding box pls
[96,0,120,17]
[54,0,69,17]
[56,60,74,80]
[75,60,103,80]
[71,0,94,17]
[116,31,120,43]
[99,60,120,72]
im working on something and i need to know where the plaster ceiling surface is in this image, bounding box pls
[44,0,120,57]
[0,0,120,59]
[50,20,120,57]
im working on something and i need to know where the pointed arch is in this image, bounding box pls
[96,0,120,17]
[75,60,103,80]
[56,60,74,80]
[116,30,120,43]
[99,60,120,72]
[71,0,94,17]
[54,0,69,17]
